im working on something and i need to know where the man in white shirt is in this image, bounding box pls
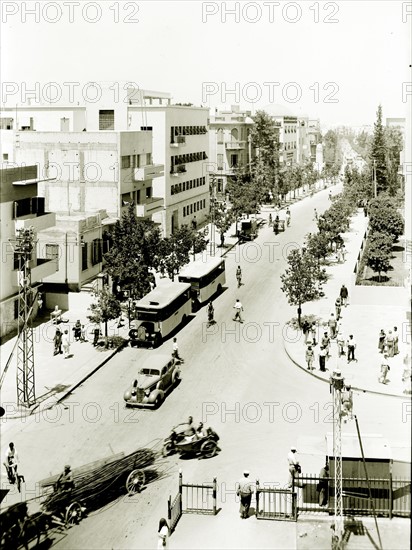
[233,299,244,323]
[3,442,19,482]
[172,338,183,361]
[287,447,301,488]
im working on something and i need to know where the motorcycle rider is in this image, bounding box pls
[207,301,214,327]
[286,208,291,226]
[273,215,280,235]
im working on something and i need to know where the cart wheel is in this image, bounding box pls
[200,440,217,458]
[162,441,174,457]
[65,502,82,527]
[126,469,146,494]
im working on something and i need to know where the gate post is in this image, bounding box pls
[212,477,217,515]
[256,479,260,517]
[179,470,183,516]
[389,473,393,519]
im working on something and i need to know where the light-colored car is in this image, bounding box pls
[123,354,181,409]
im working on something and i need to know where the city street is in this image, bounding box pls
[2,186,410,549]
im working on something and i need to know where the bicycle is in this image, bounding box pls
[5,461,25,493]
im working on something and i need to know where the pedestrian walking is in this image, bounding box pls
[236,266,242,288]
[313,208,318,221]
[321,332,331,358]
[236,471,254,519]
[305,345,315,370]
[336,247,343,263]
[62,330,71,359]
[328,191,332,201]
[172,337,183,361]
[53,328,62,356]
[393,326,399,355]
[286,207,291,226]
[233,299,244,323]
[302,319,311,344]
[328,313,337,339]
[207,301,214,327]
[385,330,395,358]
[157,518,169,549]
[337,329,345,357]
[287,447,302,488]
[378,329,386,353]
[319,346,327,372]
[346,334,357,363]
[268,213,272,226]
[335,297,342,320]
[317,463,329,506]
[80,325,86,342]
[310,322,317,346]
[72,320,81,342]
[379,354,390,384]
[92,325,100,347]
[339,284,349,307]
[341,244,347,262]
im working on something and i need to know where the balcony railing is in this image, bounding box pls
[225,141,246,150]
[170,135,186,147]
[136,197,164,217]
[133,164,164,181]
[170,165,187,176]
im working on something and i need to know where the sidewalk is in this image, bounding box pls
[0,293,130,420]
[283,211,411,398]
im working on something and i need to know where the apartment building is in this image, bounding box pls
[208,106,254,196]
[0,165,57,340]
[0,85,208,237]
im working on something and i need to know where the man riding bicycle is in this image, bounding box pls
[3,442,19,484]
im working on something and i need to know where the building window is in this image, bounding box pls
[81,242,88,271]
[217,154,224,170]
[3,153,8,161]
[230,154,238,167]
[217,128,224,143]
[146,153,152,165]
[146,187,152,199]
[99,110,115,130]
[13,198,31,218]
[92,239,102,266]
[121,156,131,169]
[45,244,59,269]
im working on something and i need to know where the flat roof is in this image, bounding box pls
[178,256,224,279]
[135,279,191,309]
[326,433,392,460]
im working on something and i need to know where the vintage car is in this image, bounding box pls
[238,219,258,241]
[123,354,181,409]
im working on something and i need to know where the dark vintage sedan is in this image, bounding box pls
[123,354,181,409]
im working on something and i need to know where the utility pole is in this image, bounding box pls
[209,175,216,257]
[330,369,345,550]
[10,227,37,406]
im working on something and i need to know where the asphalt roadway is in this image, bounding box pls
[3,187,410,549]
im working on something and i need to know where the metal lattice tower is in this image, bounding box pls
[330,370,345,550]
[11,228,36,406]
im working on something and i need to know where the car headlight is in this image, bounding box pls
[144,389,150,396]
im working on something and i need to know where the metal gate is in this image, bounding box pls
[168,472,218,533]
[255,481,297,521]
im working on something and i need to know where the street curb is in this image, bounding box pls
[3,345,124,420]
[283,338,406,399]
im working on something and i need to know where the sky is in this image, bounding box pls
[1,0,410,128]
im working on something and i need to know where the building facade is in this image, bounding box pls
[208,106,254,196]
[0,165,58,340]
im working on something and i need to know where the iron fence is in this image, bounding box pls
[255,482,297,521]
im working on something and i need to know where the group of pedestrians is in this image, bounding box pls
[53,319,99,358]
[377,326,400,385]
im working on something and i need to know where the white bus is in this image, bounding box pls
[178,256,226,309]
[130,280,192,348]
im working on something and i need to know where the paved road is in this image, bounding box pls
[3,187,410,549]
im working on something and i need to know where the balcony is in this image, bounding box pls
[15,212,56,233]
[170,135,186,147]
[225,141,246,150]
[170,165,187,177]
[136,197,164,218]
[15,257,57,284]
[133,164,164,182]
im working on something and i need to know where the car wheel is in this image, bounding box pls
[154,396,162,409]
[173,371,181,385]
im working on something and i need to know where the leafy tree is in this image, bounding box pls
[280,249,327,327]
[104,205,162,299]
[213,201,232,247]
[366,231,393,281]
[159,226,208,280]
[306,231,331,264]
[368,196,404,240]
[226,165,262,223]
[88,286,122,339]
[370,105,388,195]
[384,125,403,195]
[250,110,281,200]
